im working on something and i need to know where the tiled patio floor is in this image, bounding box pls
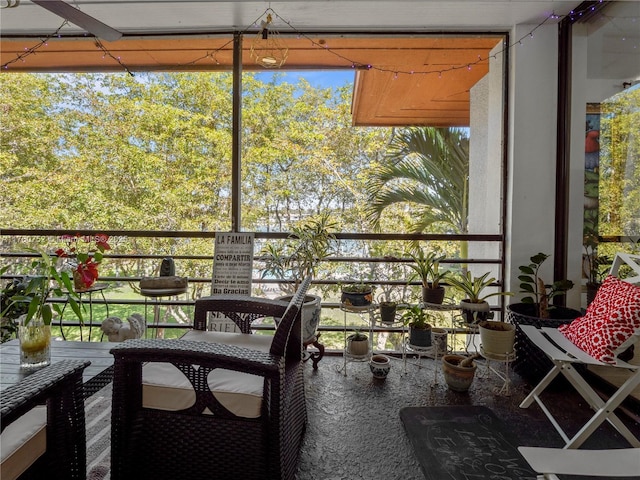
[297,354,640,480]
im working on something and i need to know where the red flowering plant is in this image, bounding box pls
[55,234,111,290]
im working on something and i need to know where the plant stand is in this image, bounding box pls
[479,345,516,396]
[59,283,109,341]
[140,286,189,338]
[303,334,325,369]
[404,341,442,385]
[338,304,375,376]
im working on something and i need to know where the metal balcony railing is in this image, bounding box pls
[1,229,506,352]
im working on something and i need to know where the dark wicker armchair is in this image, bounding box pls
[0,359,90,480]
[110,276,311,480]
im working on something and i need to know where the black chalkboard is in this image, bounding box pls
[400,406,538,480]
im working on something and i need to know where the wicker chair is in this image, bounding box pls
[110,276,311,480]
[0,359,90,480]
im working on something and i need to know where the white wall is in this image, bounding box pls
[469,43,504,241]
[469,43,504,288]
[506,23,560,303]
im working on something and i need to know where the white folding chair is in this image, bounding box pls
[518,446,640,479]
[519,325,640,448]
[611,252,640,285]
[518,252,640,449]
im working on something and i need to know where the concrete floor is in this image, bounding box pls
[296,354,640,480]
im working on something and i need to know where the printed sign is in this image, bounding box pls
[209,232,254,331]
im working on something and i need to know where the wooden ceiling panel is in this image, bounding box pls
[1,35,503,126]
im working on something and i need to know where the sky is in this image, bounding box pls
[254,69,355,89]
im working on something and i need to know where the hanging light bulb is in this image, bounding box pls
[250,13,289,68]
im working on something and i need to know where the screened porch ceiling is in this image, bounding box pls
[1,1,637,126]
[0,34,503,126]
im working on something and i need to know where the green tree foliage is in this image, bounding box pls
[241,74,389,232]
[366,127,470,235]
[598,87,640,237]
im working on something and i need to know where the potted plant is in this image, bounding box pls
[0,267,27,343]
[341,283,373,308]
[2,248,83,368]
[478,320,515,356]
[442,354,479,392]
[260,212,337,343]
[406,249,449,304]
[513,252,575,319]
[55,233,111,291]
[346,329,369,357]
[369,354,391,379]
[507,252,580,383]
[379,300,397,324]
[448,271,513,324]
[401,304,433,347]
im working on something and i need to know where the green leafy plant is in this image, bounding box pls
[583,236,612,286]
[260,212,337,293]
[347,329,368,342]
[341,283,372,293]
[400,305,432,329]
[406,248,449,289]
[0,269,24,341]
[1,248,84,326]
[448,271,513,303]
[55,233,111,289]
[517,253,574,318]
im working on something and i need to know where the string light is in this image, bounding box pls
[2,20,69,70]
[2,2,625,76]
[94,39,134,76]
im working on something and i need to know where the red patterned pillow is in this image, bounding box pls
[559,275,640,363]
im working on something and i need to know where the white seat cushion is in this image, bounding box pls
[0,405,47,480]
[142,330,274,418]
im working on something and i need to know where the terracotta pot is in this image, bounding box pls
[442,354,477,392]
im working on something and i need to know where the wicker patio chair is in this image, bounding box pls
[110,276,311,480]
[0,359,90,480]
